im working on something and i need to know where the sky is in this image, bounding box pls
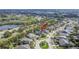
[0,0,78,9]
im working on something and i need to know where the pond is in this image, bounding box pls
[0,25,18,30]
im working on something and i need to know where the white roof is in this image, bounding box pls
[27,33,39,38]
[21,37,32,41]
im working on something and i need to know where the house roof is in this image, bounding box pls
[27,33,39,39]
[15,45,30,49]
[59,40,69,46]
[21,37,32,41]
[55,36,69,46]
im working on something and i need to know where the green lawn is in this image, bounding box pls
[39,41,49,49]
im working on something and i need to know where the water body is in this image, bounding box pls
[0,25,18,30]
[0,9,79,15]
[0,9,79,18]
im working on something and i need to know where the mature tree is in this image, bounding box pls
[3,31,12,38]
[29,41,36,49]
